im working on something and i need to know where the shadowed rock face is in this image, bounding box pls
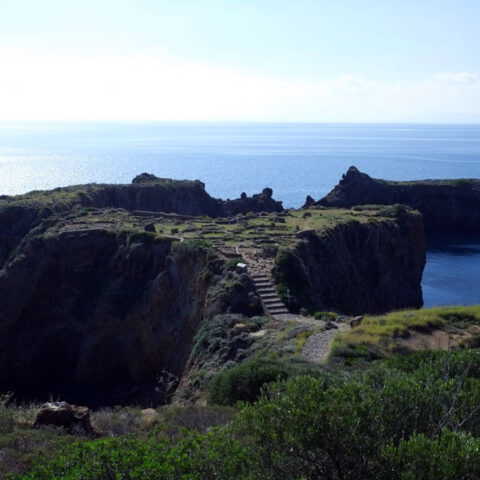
[274,207,426,315]
[0,226,260,406]
[312,166,480,234]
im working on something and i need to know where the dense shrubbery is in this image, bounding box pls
[207,357,327,406]
[13,350,480,479]
[15,431,252,480]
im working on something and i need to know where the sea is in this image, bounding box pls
[1,122,479,308]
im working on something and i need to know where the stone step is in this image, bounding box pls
[264,302,286,309]
[259,293,278,299]
[254,281,272,287]
[257,287,277,296]
[268,308,289,315]
[263,298,283,304]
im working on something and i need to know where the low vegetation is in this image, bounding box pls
[332,305,480,362]
[6,350,480,479]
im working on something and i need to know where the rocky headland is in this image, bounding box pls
[309,166,480,234]
[0,173,427,405]
[0,173,282,268]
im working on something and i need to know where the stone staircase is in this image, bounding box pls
[250,273,289,316]
[215,245,289,317]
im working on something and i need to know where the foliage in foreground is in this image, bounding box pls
[207,357,328,406]
[12,349,480,480]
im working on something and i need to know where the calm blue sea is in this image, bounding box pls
[1,122,479,308]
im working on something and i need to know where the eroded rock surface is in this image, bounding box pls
[274,206,425,315]
[0,224,260,406]
[311,166,480,234]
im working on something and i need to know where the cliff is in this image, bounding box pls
[0,173,429,405]
[0,220,262,406]
[274,205,425,315]
[312,166,480,234]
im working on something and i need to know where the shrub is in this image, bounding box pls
[201,268,213,282]
[208,358,289,406]
[314,311,339,322]
[235,350,480,479]
[379,431,480,480]
[15,431,255,480]
[226,257,244,271]
[127,230,156,245]
[208,358,328,407]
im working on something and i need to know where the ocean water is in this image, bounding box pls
[423,236,480,308]
[0,122,479,308]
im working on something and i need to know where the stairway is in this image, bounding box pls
[250,273,289,316]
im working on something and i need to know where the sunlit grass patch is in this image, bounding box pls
[331,305,480,362]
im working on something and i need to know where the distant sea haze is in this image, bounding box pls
[1,122,480,308]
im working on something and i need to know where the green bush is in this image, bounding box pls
[313,311,339,322]
[171,238,212,254]
[226,257,244,271]
[14,431,255,480]
[380,431,480,480]
[208,358,329,407]
[127,230,156,245]
[235,350,480,479]
[208,358,289,406]
[201,268,213,282]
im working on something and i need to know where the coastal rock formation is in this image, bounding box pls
[34,402,100,437]
[0,173,282,268]
[0,225,261,405]
[223,187,283,216]
[311,166,480,234]
[0,173,430,405]
[274,206,425,315]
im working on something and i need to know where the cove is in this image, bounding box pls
[422,235,480,308]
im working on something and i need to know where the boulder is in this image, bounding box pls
[34,401,101,437]
[325,321,338,330]
[140,408,160,430]
[350,316,364,328]
[144,222,156,232]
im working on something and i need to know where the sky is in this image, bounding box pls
[0,0,479,122]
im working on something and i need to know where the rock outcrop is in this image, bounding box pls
[0,173,432,405]
[311,166,480,234]
[0,224,261,406]
[274,206,426,315]
[0,173,282,268]
[223,187,283,216]
[34,402,100,436]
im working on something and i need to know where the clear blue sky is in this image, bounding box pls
[0,0,479,122]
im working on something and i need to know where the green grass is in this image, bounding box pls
[332,305,480,361]
[159,207,400,249]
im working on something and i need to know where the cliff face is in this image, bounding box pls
[0,225,261,406]
[314,166,480,234]
[274,206,426,315]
